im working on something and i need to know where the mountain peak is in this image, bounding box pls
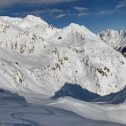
[25,15,41,21]
[68,23,89,32]
[24,15,47,24]
[65,23,98,40]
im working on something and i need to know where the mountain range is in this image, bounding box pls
[0,15,126,97]
[1,15,126,126]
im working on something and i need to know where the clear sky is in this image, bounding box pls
[0,0,126,32]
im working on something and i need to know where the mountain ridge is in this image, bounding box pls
[0,15,126,97]
[98,29,126,56]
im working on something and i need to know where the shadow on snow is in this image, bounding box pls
[52,82,126,104]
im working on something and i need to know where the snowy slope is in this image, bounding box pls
[0,15,126,97]
[98,29,126,56]
[0,89,125,126]
[50,97,126,125]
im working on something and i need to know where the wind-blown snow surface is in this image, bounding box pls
[0,15,126,125]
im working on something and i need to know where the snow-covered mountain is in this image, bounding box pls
[98,29,126,56]
[0,15,126,97]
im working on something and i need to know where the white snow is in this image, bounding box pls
[98,29,126,54]
[0,15,126,126]
[0,15,126,96]
[0,90,126,126]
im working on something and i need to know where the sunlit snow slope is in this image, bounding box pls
[0,15,126,96]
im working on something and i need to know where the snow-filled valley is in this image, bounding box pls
[0,15,126,126]
[0,89,126,126]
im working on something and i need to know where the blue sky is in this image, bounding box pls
[0,0,126,32]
